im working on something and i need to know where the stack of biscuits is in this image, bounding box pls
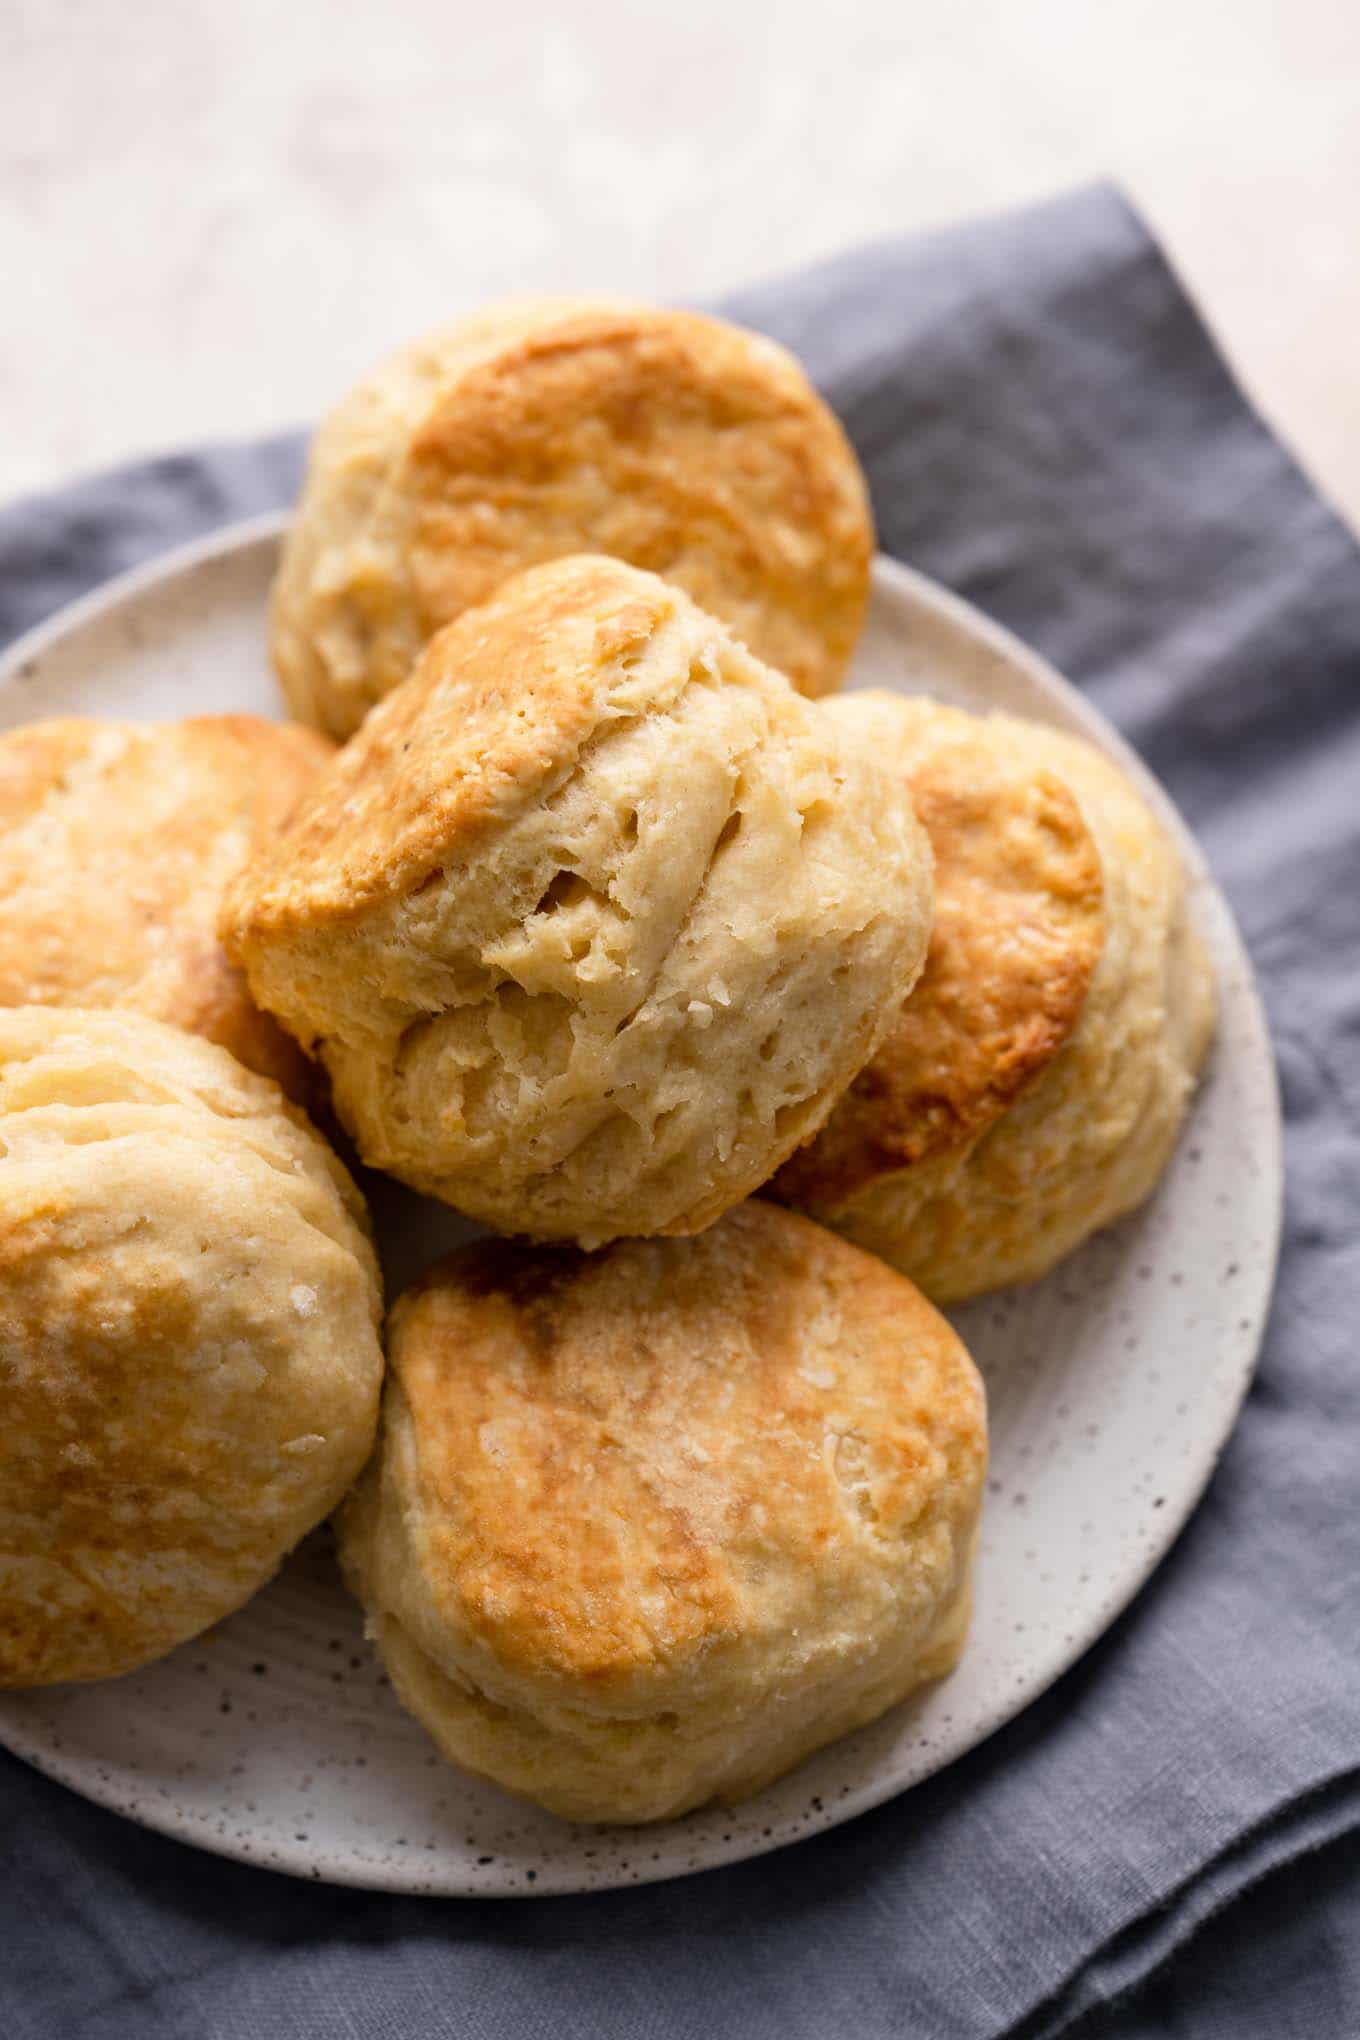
[0,302,1215,1824]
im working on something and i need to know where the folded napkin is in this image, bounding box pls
[2,184,1358,2040]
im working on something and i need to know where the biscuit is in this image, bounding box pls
[0,716,333,1101]
[224,557,934,1247]
[0,1008,384,1686]
[271,298,873,738]
[775,694,1215,1301]
[337,1202,987,1823]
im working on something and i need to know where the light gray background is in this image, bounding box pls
[4,1,1356,525]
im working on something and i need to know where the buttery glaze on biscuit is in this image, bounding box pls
[338,1202,987,1823]
[0,715,333,1100]
[272,298,874,737]
[775,695,1215,1300]
[224,557,934,1247]
[0,1008,384,1687]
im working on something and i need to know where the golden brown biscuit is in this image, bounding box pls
[0,1007,384,1688]
[224,557,933,1248]
[272,298,873,738]
[775,694,1215,1301]
[337,1202,987,1823]
[0,716,333,1101]
[775,695,1105,1208]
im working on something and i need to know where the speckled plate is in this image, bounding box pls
[0,516,1281,1895]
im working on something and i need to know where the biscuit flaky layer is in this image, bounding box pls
[0,715,333,1102]
[777,696,1216,1301]
[0,1008,384,1687]
[271,297,874,738]
[338,1203,987,1823]
[224,555,934,1247]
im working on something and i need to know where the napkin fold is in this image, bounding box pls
[3,183,1359,2040]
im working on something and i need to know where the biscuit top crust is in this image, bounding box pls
[273,297,873,732]
[375,1203,986,1705]
[774,695,1105,1207]
[0,714,331,1093]
[235,554,788,927]
[403,301,871,696]
[0,1006,382,1686]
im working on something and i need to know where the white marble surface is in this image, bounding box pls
[3,0,1356,526]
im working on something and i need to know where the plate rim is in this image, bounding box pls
[0,516,1283,1895]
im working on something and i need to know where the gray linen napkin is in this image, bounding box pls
[1,184,1357,2040]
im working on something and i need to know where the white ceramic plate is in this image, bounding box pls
[0,518,1281,1896]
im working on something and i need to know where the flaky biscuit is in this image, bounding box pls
[272,298,873,738]
[338,1203,987,1824]
[776,695,1215,1301]
[0,1008,383,1686]
[0,716,333,1101]
[224,557,933,1247]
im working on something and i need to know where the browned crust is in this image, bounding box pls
[377,1202,985,1696]
[270,298,874,737]
[228,555,693,933]
[404,306,873,697]
[0,1007,382,1686]
[0,715,331,1101]
[774,701,1105,1208]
